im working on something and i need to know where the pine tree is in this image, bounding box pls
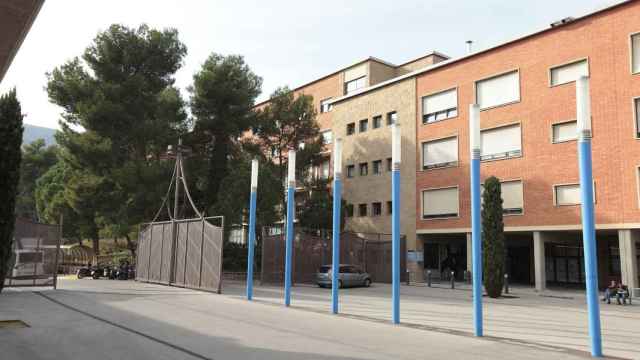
[482,176,505,298]
[0,89,24,292]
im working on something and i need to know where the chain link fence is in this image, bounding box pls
[261,227,406,285]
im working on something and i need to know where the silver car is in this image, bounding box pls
[316,264,372,288]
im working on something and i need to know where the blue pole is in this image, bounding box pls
[576,76,602,357]
[469,104,483,337]
[284,185,295,307]
[579,139,602,357]
[391,123,401,325]
[392,167,401,324]
[246,190,257,300]
[470,156,483,336]
[331,177,342,314]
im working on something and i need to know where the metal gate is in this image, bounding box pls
[261,228,406,284]
[136,217,223,293]
[4,218,62,288]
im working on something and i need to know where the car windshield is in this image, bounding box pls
[318,266,331,273]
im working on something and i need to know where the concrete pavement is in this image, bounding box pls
[0,279,636,359]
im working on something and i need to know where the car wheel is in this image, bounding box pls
[77,273,83,279]
[364,278,371,288]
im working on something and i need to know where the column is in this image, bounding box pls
[533,231,546,292]
[619,229,638,296]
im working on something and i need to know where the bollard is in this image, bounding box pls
[504,273,509,294]
[427,270,432,287]
[451,271,455,289]
[406,269,410,286]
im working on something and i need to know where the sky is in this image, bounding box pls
[0,0,618,130]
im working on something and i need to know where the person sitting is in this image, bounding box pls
[603,280,617,304]
[616,283,629,305]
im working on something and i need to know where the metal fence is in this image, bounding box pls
[4,218,62,288]
[136,217,224,293]
[261,228,406,285]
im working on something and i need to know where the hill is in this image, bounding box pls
[23,124,57,146]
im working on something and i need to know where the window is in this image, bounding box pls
[422,136,458,169]
[346,165,355,178]
[372,202,382,216]
[321,130,333,145]
[554,183,595,206]
[476,70,520,109]
[358,203,367,217]
[482,180,524,215]
[422,187,459,219]
[635,98,640,138]
[550,59,589,86]
[608,240,621,276]
[320,98,332,113]
[346,204,354,217]
[387,111,397,125]
[386,201,392,215]
[319,160,330,180]
[552,121,577,143]
[359,162,368,176]
[632,33,640,74]
[345,76,366,94]
[228,227,245,244]
[373,115,382,129]
[372,160,382,174]
[386,157,392,171]
[359,119,368,132]
[347,123,355,135]
[422,88,458,124]
[480,124,522,161]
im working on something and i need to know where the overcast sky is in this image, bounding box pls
[0,0,617,129]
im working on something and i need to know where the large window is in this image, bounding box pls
[552,121,577,143]
[497,180,524,215]
[346,165,355,178]
[320,98,332,113]
[480,124,522,161]
[632,33,640,74]
[386,157,392,172]
[358,203,367,217]
[422,187,459,219]
[345,76,366,94]
[321,130,333,145]
[550,59,589,86]
[554,184,581,206]
[422,136,458,170]
[372,202,382,216]
[476,70,520,109]
[422,88,458,124]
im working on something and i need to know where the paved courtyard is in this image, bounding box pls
[0,278,637,359]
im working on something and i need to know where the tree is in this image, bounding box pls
[16,139,58,220]
[482,176,506,298]
[0,89,24,292]
[253,87,323,213]
[188,53,262,210]
[46,24,189,255]
[297,178,347,231]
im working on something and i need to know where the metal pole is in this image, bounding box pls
[576,76,603,357]
[53,214,63,289]
[391,123,401,324]
[247,159,259,300]
[170,140,181,284]
[284,150,296,307]
[469,104,483,337]
[331,139,343,314]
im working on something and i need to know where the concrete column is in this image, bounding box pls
[619,229,638,296]
[533,231,546,292]
[466,233,472,272]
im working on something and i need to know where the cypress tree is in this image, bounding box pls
[0,89,24,292]
[482,176,505,298]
